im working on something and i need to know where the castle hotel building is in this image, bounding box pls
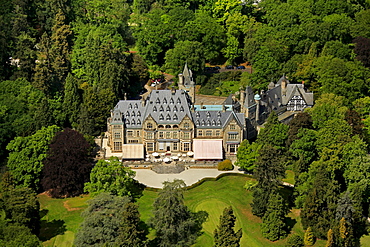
[106,65,313,161]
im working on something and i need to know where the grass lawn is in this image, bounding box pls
[38,194,91,247]
[40,175,328,246]
[138,175,326,247]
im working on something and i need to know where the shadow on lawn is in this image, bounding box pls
[39,209,67,241]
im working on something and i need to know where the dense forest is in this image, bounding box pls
[0,0,370,246]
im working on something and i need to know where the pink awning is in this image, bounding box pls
[193,139,223,160]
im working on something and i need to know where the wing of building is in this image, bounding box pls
[107,67,313,161]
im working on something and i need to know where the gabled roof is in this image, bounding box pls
[282,84,314,106]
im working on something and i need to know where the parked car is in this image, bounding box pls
[225,65,234,69]
[214,66,221,70]
[237,65,246,69]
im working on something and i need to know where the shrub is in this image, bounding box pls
[244,180,257,190]
[218,160,233,171]
[285,234,304,247]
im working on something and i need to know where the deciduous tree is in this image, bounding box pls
[84,156,136,197]
[41,128,92,197]
[6,125,60,191]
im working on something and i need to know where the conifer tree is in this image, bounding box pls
[151,179,199,247]
[63,73,81,128]
[214,206,242,247]
[117,202,147,247]
[304,227,315,246]
[50,8,71,92]
[261,192,287,241]
[251,145,285,217]
[326,229,334,247]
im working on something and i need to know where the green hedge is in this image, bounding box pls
[217,159,233,171]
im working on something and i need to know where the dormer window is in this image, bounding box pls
[206,112,210,118]
[131,111,135,117]
[125,119,130,124]
[212,120,216,126]
[132,119,135,125]
[134,103,138,109]
[170,98,174,104]
[166,114,171,121]
[163,98,167,104]
[159,114,164,120]
[137,119,141,125]
[173,106,178,112]
[166,106,171,112]
[156,98,160,104]
[160,106,164,112]
[196,120,200,125]
[207,120,211,126]
[137,111,141,117]
[196,112,200,118]
[177,98,181,104]
[126,111,130,117]
[180,106,184,112]
[201,120,205,126]
[217,112,221,117]
[128,103,132,109]
[153,106,157,112]
[173,114,178,120]
[217,120,222,126]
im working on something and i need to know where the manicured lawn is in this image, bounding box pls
[38,194,91,247]
[39,175,327,246]
[138,175,326,247]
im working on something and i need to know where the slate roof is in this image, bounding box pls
[111,100,145,128]
[282,84,314,106]
[144,89,193,124]
[182,63,194,88]
[110,89,246,130]
[191,111,245,129]
[110,89,193,127]
[244,86,256,108]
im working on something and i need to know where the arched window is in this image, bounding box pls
[166,125,171,128]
